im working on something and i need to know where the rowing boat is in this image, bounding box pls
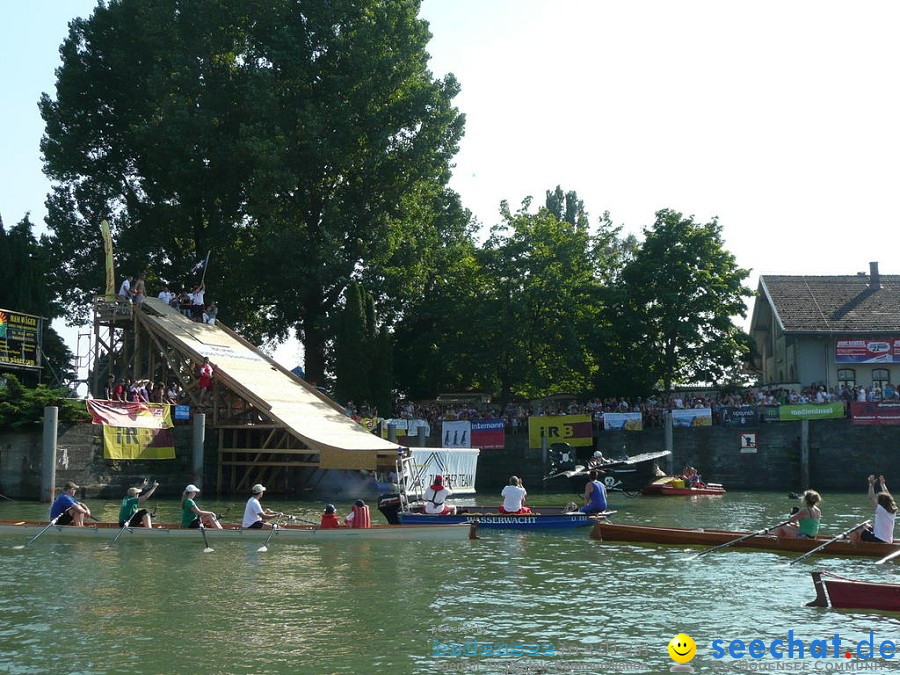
[641,477,726,496]
[396,510,612,530]
[589,522,900,558]
[808,571,900,611]
[0,519,476,543]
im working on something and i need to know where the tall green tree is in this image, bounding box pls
[621,209,753,391]
[40,0,465,385]
[333,281,369,404]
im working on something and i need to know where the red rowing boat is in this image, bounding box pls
[808,571,900,611]
[590,522,899,558]
[641,477,726,496]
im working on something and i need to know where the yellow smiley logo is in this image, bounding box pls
[667,633,697,664]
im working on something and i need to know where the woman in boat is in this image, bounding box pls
[775,489,821,538]
[498,475,531,514]
[423,475,457,515]
[851,475,897,544]
[580,470,608,514]
[180,484,222,529]
[118,480,159,528]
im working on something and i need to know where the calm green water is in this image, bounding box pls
[1,492,898,674]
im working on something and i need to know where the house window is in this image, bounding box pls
[872,368,890,390]
[837,369,855,388]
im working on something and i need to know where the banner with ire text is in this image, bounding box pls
[528,414,593,449]
[102,425,175,460]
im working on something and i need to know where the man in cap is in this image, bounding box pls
[50,481,91,526]
[423,475,457,515]
[118,479,160,528]
[242,483,283,529]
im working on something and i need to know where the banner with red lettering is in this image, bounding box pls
[850,401,900,426]
[527,414,593,449]
[86,400,173,429]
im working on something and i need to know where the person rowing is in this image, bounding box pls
[423,475,456,515]
[580,470,608,514]
[49,481,91,527]
[850,475,896,545]
[118,479,159,528]
[181,484,222,529]
[774,489,821,539]
[242,483,282,529]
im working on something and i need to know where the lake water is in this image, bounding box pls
[1,491,898,674]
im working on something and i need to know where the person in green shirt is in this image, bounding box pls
[181,484,222,529]
[775,489,822,538]
[117,480,159,527]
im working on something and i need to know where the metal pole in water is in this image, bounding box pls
[192,412,206,487]
[41,407,58,503]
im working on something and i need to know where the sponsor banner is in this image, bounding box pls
[777,402,844,421]
[672,408,713,428]
[442,420,471,448]
[722,407,759,427]
[0,308,42,370]
[850,401,900,426]
[378,418,430,438]
[102,425,176,460]
[86,400,173,429]
[408,448,479,495]
[835,337,899,363]
[174,405,191,420]
[528,415,593,449]
[471,419,505,449]
[602,412,643,431]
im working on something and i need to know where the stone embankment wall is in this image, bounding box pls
[0,424,203,500]
[2,419,898,499]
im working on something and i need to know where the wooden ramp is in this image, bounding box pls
[136,298,400,484]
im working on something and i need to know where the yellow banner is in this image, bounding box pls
[102,425,175,460]
[100,219,116,301]
[528,414,594,448]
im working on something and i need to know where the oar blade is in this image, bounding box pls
[256,545,268,553]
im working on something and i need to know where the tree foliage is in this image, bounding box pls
[0,215,75,386]
[621,209,753,391]
[40,0,465,386]
[0,373,89,431]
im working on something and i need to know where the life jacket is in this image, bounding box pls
[426,485,446,506]
[349,504,371,529]
[319,513,341,529]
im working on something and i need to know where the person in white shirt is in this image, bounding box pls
[157,286,174,304]
[499,476,530,514]
[851,475,897,544]
[118,275,133,301]
[242,484,282,529]
[423,475,456,515]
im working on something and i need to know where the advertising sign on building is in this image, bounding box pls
[601,412,643,431]
[835,337,899,363]
[671,408,713,427]
[470,419,505,449]
[722,407,758,428]
[0,308,42,370]
[777,402,844,421]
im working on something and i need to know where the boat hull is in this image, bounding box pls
[590,522,900,558]
[809,571,900,611]
[641,479,725,496]
[397,511,603,530]
[0,520,474,543]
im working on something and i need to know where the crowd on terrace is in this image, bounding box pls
[358,382,891,431]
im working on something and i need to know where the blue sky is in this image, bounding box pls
[4,1,900,374]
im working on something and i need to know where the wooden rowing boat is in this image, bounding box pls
[641,477,726,496]
[590,522,900,558]
[0,519,476,543]
[808,571,900,611]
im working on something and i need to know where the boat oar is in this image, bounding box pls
[13,515,61,549]
[875,546,900,565]
[198,521,214,553]
[787,520,870,566]
[256,516,282,553]
[686,518,792,561]
[105,521,133,549]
